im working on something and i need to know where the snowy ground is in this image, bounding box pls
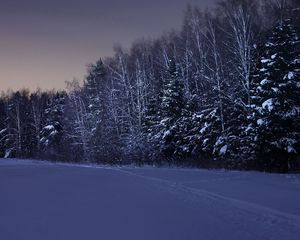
[0,159,300,240]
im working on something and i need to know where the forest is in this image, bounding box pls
[0,0,299,172]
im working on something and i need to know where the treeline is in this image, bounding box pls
[0,0,300,172]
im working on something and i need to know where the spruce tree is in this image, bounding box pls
[253,19,300,172]
[161,60,185,120]
[85,58,106,127]
[159,60,186,158]
[40,92,66,159]
[84,59,108,161]
[143,96,159,135]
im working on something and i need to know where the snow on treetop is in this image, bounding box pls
[286,72,295,80]
[271,87,279,93]
[260,68,267,72]
[260,79,270,85]
[219,145,228,156]
[257,119,264,126]
[200,123,208,134]
[44,125,55,131]
[261,59,271,64]
[271,53,277,59]
[262,98,274,112]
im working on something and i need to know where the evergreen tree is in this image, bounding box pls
[161,60,185,120]
[137,96,160,162]
[85,59,106,112]
[253,19,300,172]
[159,60,186,158]
[84,59,109,161]
[143,96,159,135]
[40,92,66,159]
[85,59,106,132]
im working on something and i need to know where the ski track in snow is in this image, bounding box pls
[113,168,300,240]
[117,168,300,221]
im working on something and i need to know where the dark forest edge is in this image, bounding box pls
[0,0,300,173]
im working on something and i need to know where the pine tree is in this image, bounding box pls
[253,19,300,172]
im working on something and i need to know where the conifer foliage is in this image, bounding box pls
[158,60,186,158]
[253,19,300,172]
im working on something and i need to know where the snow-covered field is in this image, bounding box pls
[0,159,300,240]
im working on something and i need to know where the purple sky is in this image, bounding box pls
[0,0,212,91]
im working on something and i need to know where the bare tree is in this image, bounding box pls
[205,18,226,132]
[226,4,253,108]
[66,79,92,161]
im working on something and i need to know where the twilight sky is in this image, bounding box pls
[0,0,212,91]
